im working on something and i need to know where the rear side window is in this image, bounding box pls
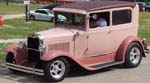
[112,9,131,25]
[35,10,48,14]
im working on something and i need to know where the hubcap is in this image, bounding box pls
[129,47,141,64]
[50,60,65,79]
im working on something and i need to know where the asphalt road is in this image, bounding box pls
[0,53,150,83]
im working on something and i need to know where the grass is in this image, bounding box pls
[0,3,44,15]
[138,12,150,45]
[0,44,6,61]
[0,18,54,39]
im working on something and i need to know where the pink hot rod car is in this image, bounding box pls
[5,1,149,82]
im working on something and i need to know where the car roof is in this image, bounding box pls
[42,4,60,9]
[36,9,51,11]
[54,1,136,12]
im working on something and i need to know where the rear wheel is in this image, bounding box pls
[44,58,70,82]
[51,17,55,22]
[124,42,143,68]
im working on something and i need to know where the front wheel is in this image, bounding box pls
[44,58,69,82]
[29,15,35,20]
[124,42,143,68]
[6,53,18,72]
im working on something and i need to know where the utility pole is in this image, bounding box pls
[6,0,9,5]
[24,0,30,22]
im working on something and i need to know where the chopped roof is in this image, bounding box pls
[54,1,136,12]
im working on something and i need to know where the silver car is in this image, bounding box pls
[29,9,66,22]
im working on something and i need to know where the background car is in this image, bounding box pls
[145,2,150,5]
[41,4,61,10]
[137,2,150,11]
[29,9,66,22]
[137,2,146,11]
[145,2,150,11]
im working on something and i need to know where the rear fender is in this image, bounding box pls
[40,50,95,70]
[116,36,145,62]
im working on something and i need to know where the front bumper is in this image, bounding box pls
[145,48,150,54]
[6,63,44,76]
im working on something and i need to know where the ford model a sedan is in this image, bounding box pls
[5,1,149,82]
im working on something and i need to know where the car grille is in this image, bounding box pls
[27,37,40,63]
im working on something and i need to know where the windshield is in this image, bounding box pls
[55,12,85,28]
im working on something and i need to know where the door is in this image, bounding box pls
[34,10,41,20]
[39,10,50,21]
[87,27,111,56]
[109,9,134,52]
[35,10,50,21]
[74,33,88,58]
[87,11,112,57]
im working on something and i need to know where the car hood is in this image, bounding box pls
[30,10,35,13]
[37,27,75,40]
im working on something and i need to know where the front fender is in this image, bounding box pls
[116,36,145,62]
[40,50,95,70]
[5,43,18,55]
[40,50,73,61]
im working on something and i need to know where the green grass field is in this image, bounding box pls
[0,44,6,61]
[138,12,150,45]
[0,18,54,61]
[0,3,44,15]
[0,18,54,39]
[0,12,150,62]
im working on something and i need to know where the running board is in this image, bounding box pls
[89,61,123,70]
[6,63,44,76]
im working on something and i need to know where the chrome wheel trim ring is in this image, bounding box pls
[129,47,141,64]
[49,60,66,79]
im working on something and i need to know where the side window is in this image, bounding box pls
[41,11,48,15]
[89,12,110,28]
[35,10,41,13]
[35,10,48,15]
[112,9,131,25]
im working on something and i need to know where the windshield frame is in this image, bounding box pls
[54,12,86,31]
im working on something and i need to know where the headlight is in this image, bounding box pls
[19,41,26,49]
[39,44,46,53]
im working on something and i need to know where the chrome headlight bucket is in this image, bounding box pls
[19,41,26,49]
[39,44,46,53]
